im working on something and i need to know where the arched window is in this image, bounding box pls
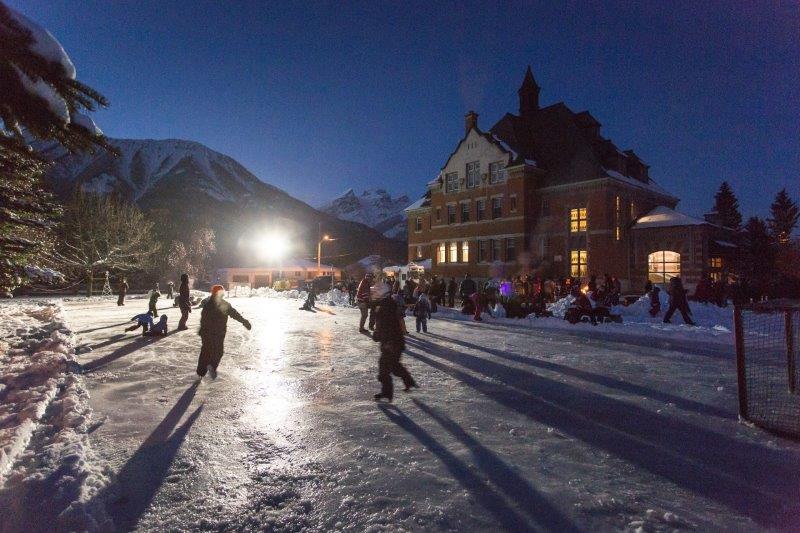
[648,250,680,284]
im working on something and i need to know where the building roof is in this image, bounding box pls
[603,169,676,200]
[405,190,431,212]
[632,206,709,230]
[218,259,340,272]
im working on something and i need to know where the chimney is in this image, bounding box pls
[464,110,478,135]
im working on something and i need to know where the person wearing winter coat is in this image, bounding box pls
[356,272,374,333]
[459,274,477,305]
[392,290,408,334]
[145,315,169,336]
[117,277,129,306]
[196,285,251,379]
[371,282,417,401]
[166,281,174,300]
[664,276,695,325]
[149,284,161,317]
[413,292,432,333]
[447,278,457,307]
[125,311,154,335]
[648,286,662,317]
[300,288,316,311]
[177,274,191,330]
[347,278,358,306]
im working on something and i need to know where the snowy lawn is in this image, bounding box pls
[2,295,799,531]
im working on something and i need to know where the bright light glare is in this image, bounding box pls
[256,233,289,260]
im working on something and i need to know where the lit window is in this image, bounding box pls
[416,246,422,259]
[476,199,485,221]
[506,238,516,262]
[478,240,487,262]
[709,257,722,268]
[615,196,621,241]
[449,241,458,263]
[570,250,588,278]
[461,202,470,222]
[438,243,446,264]
[491,239,502,261]
[415,217,422,232]
[648,250,681,284]
[447,205,456,224]
[489,161,505,184]
[510,196,517,212]
[461,241,469,263]
[445,172,459,193]
[570,207,587,233]
[466,161,480,188]
[492,197,502,219]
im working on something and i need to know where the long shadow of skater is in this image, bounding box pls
[427,333,733,420]
[77,321,135,334]
[413,399,578,532]
[403,336,800,529]
[82,330,180,373]
[378,404,534,532]
[104,381,202,530]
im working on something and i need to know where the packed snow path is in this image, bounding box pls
[63,298,799,531]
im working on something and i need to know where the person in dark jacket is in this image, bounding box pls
[347,278,358,306]
[413,292,432,333]
[649,286,662,317]
[447,278,457,307]
[356,272,375,332]
[149,284,161,317]
[196,285,251,379]
[117,277,128,306]
[663,276,695,325]
[371,281,417,401]
[300,288,316,311]
[459,274,477,305]
[166,280,174,300]
[177,273,191,330]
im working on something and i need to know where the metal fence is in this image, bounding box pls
[734,301,800,439]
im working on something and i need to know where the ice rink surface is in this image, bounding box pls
[61,297,800,531]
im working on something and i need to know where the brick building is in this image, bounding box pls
[406,67,735,291]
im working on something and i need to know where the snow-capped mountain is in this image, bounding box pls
[318,188,409,240]
[40,138,405,265]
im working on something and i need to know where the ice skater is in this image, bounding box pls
[300,287,316,311]
[177,273,191,330]
[117,276,128,306]
[371,281,417,401]
[356,272,374,333]
[148,283,161,317]
[125,311,154,335]
[663,276,695,325]
[196,285,251,380]
[144,315,169,336]
[166,280,174,300]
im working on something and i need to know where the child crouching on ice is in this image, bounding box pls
[144,315,168,336]
[413,291,432,333]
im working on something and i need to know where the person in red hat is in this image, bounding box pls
[196,284,251,379]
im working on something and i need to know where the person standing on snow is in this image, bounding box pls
[371,281,417,401]
[166,280,174,300]
[177,273,191,330]
[413,291,432,333]
[447,277,457,307]
[356,272,374,333]
[117,276,128,306]
[663,276,695,325]
[148,283,161,317]
[196,285,251,379]
[459,274,477,306]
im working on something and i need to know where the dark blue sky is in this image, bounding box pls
[11,0,799,217]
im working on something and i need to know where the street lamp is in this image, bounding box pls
[317,234,334,278]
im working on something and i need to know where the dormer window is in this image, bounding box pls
[445,172,459,193]
[489,162,505,184]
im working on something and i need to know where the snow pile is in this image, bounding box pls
[618,291,733,331]
[227,286,352,307]
[25,265,66,284]
[546,295,576,318]
[0,301,110,530]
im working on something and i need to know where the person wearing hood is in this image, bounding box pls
[371,281,417,401]
[196,285,251,379]
[177,273,191,330]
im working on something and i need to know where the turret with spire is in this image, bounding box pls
[518,65,540,119]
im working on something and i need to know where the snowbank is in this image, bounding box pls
[0,300,110,530]
[227,286,351,307]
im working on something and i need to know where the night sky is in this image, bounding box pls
[10,0,799,218]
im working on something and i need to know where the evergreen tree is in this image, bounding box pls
[739,217,774,298]
[767,188,799,244]
[712,181,743,231]
[0,4,115,295]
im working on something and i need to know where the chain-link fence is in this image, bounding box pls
[734,301,800,439]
